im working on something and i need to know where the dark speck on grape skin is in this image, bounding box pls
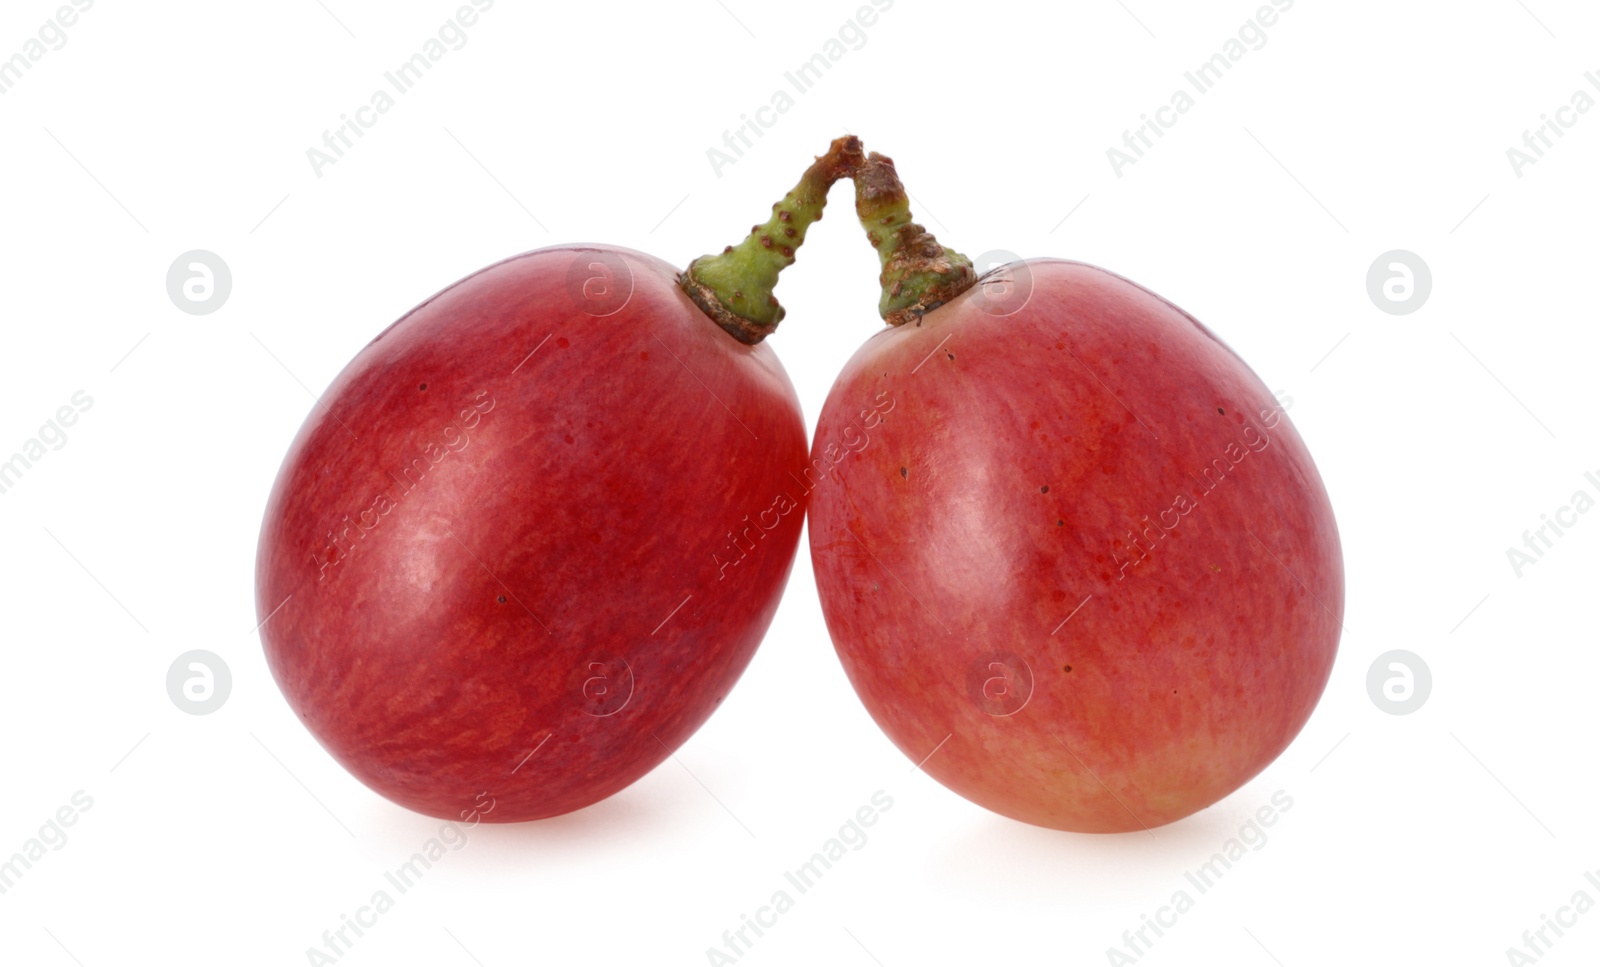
[1217,407,1225,415]
[1040,485,1049,493]
[418,383,428,391]
[1063,665,1072,672]
[497,595,507,604]
[1057,520,1064,526]
[900,466,908,479]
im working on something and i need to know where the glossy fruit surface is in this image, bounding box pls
[256,244,808,821]
[809,254,1343,832]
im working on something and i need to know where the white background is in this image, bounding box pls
[1,1,1596,964]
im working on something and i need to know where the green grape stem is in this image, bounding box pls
[852,151,976,327]
[681,135,865,345]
